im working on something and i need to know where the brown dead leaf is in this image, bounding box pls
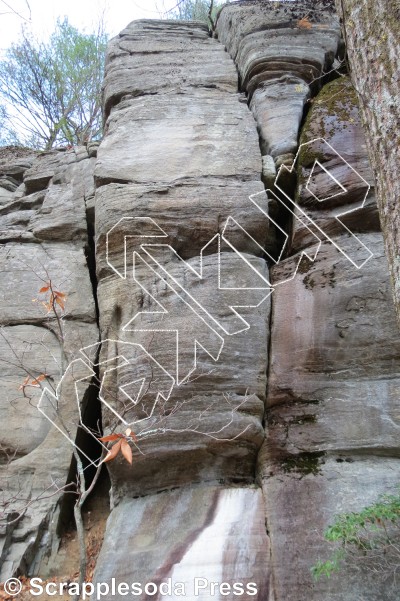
[31,374,46,386]
[298,16,312,29]
[100,432,135,464]
[121,439,133,465]
[18,375,30,390]
[103,439,122,463]
[55,296,65,310]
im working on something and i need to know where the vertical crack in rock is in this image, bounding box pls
[0,146,100,579]
[216,7,341,598]
[216,3,400,601]
[92,16,273,596]
[2,3,397,599]
[84,191,101,327]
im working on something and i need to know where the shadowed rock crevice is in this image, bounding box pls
[216,4,399,601]
[92,16,273,597]
[260,67,399,601]
[0,146,100,579]
[1,5,399,600]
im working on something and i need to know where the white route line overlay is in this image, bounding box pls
[273,137,373,278]
[36,137,374,460]
[37,340,175,468]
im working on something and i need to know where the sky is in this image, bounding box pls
[0,0,179,51]
[0,1,297,51]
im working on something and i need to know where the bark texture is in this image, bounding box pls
[335,0,400,324]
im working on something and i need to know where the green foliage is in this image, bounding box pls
[0,17,107,149]
[311,550,345,580]
[166,0,225,26]
[311,488,400,581]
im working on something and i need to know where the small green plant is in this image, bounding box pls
[164,0,226,30]
[311,487,400,581]
[312,550,345,580]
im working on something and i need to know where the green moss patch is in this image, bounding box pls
[281,451,326,476]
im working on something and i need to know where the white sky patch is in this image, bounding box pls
[0,0,179,52]
[0,0,298,52]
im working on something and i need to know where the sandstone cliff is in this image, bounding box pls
[0,2,399,600]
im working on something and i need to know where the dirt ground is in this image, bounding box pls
[0,471,110,601]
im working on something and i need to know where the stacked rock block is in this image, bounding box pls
[216,0,341,178]
[259,78,400,601]
[0,4,399,600]
[93,19,273,598]
[0,147,99,579]
[216,2,400,600]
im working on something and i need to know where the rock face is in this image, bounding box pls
[257,73,400,601]
[1,3,399,601]
[94,487,271,599]
[93,17,272,596]
[0,147,99,579]
[216,0,341,166]
[292,77,379,249]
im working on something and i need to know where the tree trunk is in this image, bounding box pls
[335,0,400,324]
